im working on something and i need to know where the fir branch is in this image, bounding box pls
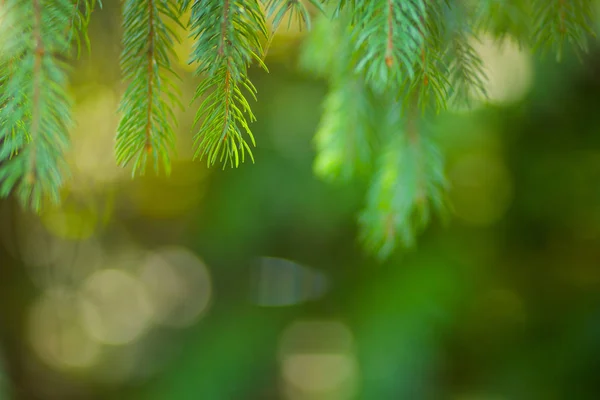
[0,2,30,158]
[443,2,488,108]
[532,0,595,61]
[350,0,428,92]
[314,77,374,182]
[358,100,448,260]
[0,0,74,212]
[306,15,375,182]
[402,0,449,114]
[188,0,267,168]
[116,0,183,177]
[472,0,531,46]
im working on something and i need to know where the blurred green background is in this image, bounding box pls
[3,1,600,399]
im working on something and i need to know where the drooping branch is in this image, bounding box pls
[116,0,183,176]
[0,0,73,211]
[188,0,268,168]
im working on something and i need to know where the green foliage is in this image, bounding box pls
[0,0,75,212]
[532,0,596,61]
[305,15,375,182]
[186,0,268,168]
[313,78,375,182]
[359,105,448,260]
[0,0,598,259]
[444,5,488,108]
[472,0,532,45]
[350,0,428,92]
[116,0,183,176]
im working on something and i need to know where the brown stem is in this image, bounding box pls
[145,0,155,154]
[385,0,394,67]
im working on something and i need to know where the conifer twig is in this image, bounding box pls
[0,0,73,211]
[116,0,183,176]
[188,0,268,168]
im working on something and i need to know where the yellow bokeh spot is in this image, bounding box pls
[139,246,212,328]
[79,269,153,345]
[28,289,101,370]
[279,320,358,400]
[69,84,125,186]
[472,34,533,105]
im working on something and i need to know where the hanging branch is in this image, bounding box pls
[0,0,74,212]
[532,0,596,61]
[358,96,448,260]
[358,1,448,259]
[443,2,489,108]
[350,0,429,92]
[472,0,531,46]
[402,0,449,114]
[308,14,375,182]
[187,0,268,168]
[116,0,183,177]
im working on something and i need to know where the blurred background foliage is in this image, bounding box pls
[3,0,600,399]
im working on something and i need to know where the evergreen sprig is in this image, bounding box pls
[187,0,267,168]
[305,15,374,182]
[402,0,449,114]
[444,4,488,108]
[472,0,532,46]
[116,0,183,177]
[532,0,595,61]
[313,74,374,182]
[359,102,447,260]
[351,0,429,92]
[0,0,74,212]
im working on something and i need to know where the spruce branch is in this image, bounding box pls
[443,2,488,108]
[188,0,268,168]
[532,0,595,61]
[358,99,448,260]
[0,2,30,159]
[314,76,374,182]
[116,0,183,177]
[351,0,428,92]
[402,0,449,114]
[306,15,374,182]
[472,0,531,46]
[0,0,74,212]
